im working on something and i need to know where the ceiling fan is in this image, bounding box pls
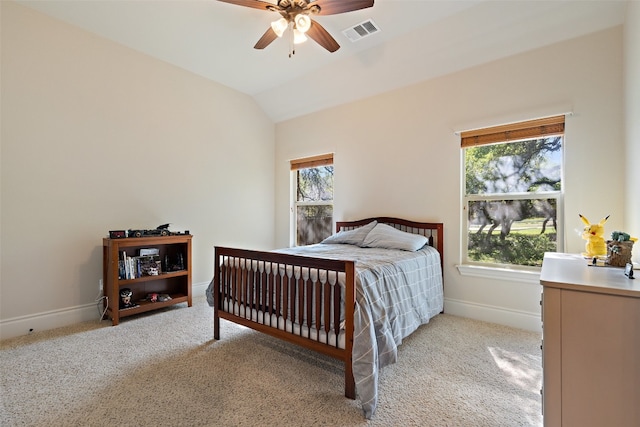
[218,0,375,56]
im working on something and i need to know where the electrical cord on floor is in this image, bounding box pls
[95,289,108,321]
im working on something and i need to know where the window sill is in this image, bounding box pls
[456,264,541,285]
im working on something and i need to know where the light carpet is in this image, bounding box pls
[0,297,542,426]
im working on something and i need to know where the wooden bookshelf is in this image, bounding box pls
[102,234,192,325]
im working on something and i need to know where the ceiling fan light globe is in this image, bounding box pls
[271,17,288,38]
[293,29,307,44]
[294,14,311,33]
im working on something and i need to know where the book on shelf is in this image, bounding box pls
[118,251,162,280]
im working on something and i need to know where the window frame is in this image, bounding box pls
[460,116,565,270]
[290,153,334,247]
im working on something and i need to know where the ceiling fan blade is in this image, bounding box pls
[254,27,279,49]
[311,0,374,16]
[217,0,278,12]
[306,19,340,53]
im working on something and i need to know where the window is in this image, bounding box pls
[291,154,334,246]
[461,116,564,268]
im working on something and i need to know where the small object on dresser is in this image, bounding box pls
[579,214,609,257]
[606,231,637,267]
[587,256,606,267]
[109,230,127,239]
[625,263,634,279]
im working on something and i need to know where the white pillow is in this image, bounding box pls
[362,223,428,251]
[321,220,377,246]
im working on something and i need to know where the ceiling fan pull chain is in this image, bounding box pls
[289,21,295,58]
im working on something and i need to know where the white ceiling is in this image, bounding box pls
[17,0,628,123]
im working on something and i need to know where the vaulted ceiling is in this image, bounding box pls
[17,0,628,122]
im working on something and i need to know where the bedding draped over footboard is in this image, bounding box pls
[276,244,443,418]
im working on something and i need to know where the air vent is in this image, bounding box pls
[342,19,380,42]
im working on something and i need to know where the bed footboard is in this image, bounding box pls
[213,246,356,399]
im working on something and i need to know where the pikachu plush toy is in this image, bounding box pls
[579,214,609,257]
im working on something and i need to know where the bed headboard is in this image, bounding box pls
[335,217,444,270]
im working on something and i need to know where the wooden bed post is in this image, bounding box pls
[343,260,356,399]
[214,308,220,340]
[213,247,220,340]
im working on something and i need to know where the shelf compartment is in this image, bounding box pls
[117,293,189,318]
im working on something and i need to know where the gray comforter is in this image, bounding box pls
[207,243,443,419]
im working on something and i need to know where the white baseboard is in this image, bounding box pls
[0,302,101,340]
[192,281,209,297]
[0,281,211,340]
[2,287,538,340]
[444,298,542,333]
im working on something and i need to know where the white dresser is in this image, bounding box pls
[540,252,640,427]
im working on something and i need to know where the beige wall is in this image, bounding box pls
[625,0,640,263]
[0,2,275,338]
[2,2,636,338]
[275,27,626,331]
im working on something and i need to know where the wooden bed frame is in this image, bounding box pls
[212,217,444,400]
